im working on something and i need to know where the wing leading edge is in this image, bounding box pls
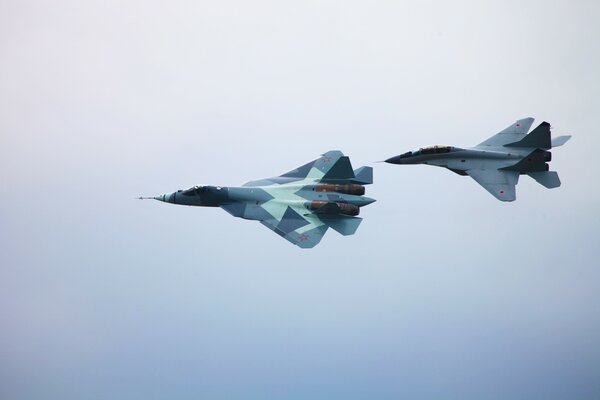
[243,150,347,187]
[243,150,372,187]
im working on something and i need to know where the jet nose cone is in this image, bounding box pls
[154,193,172,203]
[385,155,404,164]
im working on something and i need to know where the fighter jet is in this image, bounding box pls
[384,118,571,202]
[140,151,375,248]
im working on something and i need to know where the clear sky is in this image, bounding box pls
[1,1,599,399]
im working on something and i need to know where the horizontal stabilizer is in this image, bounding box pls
[551,135,571,148]
[351,166,373,184]
[324,216,363,236]
[505,121,551,149]
[528,171,561,188]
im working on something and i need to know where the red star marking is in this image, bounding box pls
[516,123,521,127]
[297,233,310,241]
[320,156,331,163]
[500,190,505,194]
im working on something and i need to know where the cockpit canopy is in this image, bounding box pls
[417,145,454,155]
[398,145,455,158]
[180,185,223,196]
[181,185,207,195]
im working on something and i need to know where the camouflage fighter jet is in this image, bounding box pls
[384,118,571,202]
[140,151,375,248]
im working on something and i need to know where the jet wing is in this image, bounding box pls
[477,117,535,147]
[259,206,329,249]
[222,201,365,248]
[243,150,352,187]
[466,169,519,202]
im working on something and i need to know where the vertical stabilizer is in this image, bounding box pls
[505,122,552,149]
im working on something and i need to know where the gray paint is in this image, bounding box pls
[146,151,375,248]
[385,118,571,201]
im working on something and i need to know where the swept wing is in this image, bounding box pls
[243,150,364,187]
[466,169,519,202]
[477,117,535,147]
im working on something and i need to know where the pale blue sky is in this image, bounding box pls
[1,1,599,399]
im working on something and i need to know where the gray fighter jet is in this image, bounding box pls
[140,151,375,248]
[385,118,571,201]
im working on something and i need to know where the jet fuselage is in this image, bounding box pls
[142,150,375,248]
[386,146,550,173]
[384,118,569,201]
[155,184,376,212]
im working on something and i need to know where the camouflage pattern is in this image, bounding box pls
[146,151,375,248]
[385,118,571,202]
